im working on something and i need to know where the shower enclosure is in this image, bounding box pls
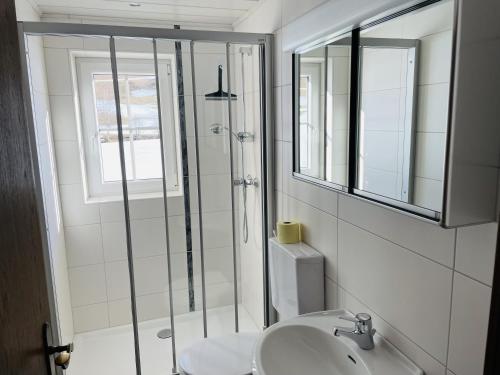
[19,22,273,375]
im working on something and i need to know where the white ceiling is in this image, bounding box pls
[30,0,262,28]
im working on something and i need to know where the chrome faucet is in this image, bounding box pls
[333,313,376,350]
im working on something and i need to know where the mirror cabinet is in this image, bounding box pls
[292,0,499,227]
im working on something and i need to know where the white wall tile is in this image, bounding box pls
[198,136,231,175]
[60,184,101,226]
[108,298,132,327]
[414,132,446,180]
[338,194,455,266]
[137,292,170,321]
[199,174,233,212]
[105,261,130,301]
[65,224,104,267]
[50,95,78,141]
[417,83,450,133]
[130,218,167,258]
[193,247,236,286]
[413,177,444,212]
[338,220,452,362]
[134,256,169,295]
[55,141,81,185]
[419,31,453,85]
[45,48,73,95]
[102,221,127,262]
[447,273,492,375]
[340,288,447,375]
[69,264,108,307]
[325,277,339,310]
[455,222,498,286]
[287,196,338,280]
[167,214,194,254]
[200,281,237,310]
[201,211,235,249]
[129,198,166,220]
[282,0,327,26]
[168,253,190,291]
[72,303,109,333]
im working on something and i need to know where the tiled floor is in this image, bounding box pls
[68,304,260,375]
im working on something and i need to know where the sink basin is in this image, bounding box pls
[252,309,423,375]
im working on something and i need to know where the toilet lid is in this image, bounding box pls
[179,332,259,375]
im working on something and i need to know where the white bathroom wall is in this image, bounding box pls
[235,1,498,374]
[17,0,75,345]
[42,35,243,333]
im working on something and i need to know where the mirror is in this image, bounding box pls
[293,0,455,219]
[297,46,326,180]
[355,0,454,213]
[295,33,351,187]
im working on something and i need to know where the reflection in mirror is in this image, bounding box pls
[325,37,351,186]
[295,33,351,186]
[356,0,454,213]
[298,46,326,179]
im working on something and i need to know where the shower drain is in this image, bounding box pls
[157,328,172,339]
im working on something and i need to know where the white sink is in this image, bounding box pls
[252,309,423,375]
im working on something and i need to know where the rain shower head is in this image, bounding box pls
[205,65,238,101]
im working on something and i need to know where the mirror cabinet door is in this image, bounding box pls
[355,0,455,216]
[295,33,352,188]
[325,37,351,187]
[297,46,326,180]
[292,0,456,221]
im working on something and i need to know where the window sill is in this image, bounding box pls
[84,190,183,204]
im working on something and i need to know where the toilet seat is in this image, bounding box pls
[179,332,259,375]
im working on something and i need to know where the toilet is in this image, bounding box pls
[178,238,324,375]
[179,332,259,375]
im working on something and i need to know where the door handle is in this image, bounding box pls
[43,322,74,372]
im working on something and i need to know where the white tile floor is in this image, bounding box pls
[67,304,260,375]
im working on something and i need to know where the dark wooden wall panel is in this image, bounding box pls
[0,1,52,374]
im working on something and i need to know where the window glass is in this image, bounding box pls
[92,74,162,183]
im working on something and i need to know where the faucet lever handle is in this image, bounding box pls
[338,315,359,323]
[339,313,373,331]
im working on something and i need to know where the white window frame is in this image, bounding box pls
[72,51,183,203]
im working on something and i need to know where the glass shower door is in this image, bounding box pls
[109,34,267,375]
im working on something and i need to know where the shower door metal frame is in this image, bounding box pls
[19,21,274,375]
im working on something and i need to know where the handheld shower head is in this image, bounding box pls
[208,124,254,143]
[209,124,225,135]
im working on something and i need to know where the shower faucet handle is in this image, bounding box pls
[233,176,258,187]
[233,177,245,186]
[244,175,258,187]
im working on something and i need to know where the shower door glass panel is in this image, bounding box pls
[191,41,240,336]
[113,37,179,375]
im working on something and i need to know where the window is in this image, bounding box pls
[75,54,182,202]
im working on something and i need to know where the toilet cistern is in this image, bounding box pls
[333,312,376,350]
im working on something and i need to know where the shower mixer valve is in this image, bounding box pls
[234,175,258,187]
